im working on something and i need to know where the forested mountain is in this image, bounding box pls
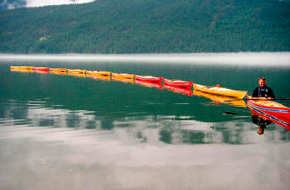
[0,0,289,53]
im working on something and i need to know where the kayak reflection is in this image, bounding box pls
[135,80,162,90]
[251,114,272,135]
[164,84,193,96]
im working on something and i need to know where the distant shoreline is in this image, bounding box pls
[0,52,289,67]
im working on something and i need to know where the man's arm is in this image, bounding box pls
[268,87,276,99]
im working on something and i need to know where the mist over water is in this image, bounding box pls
[1,52,289,67]
[1,0,95,10]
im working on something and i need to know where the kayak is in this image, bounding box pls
[135,80,162,89]
[247,95,290,130]
[86,71,111,81]
[193,90,246,107]
[67,69,86,74]
[112,73,134,83]
[112,73,134,80]
[164,85,193,96]
[33,67,49,72]
[68,72,86,78]
[193,83,247,99]
[163,79,193,89]
[10,66,33,71]
[50,68,67,73]
[135,75,163,83]
[86,71,111,77]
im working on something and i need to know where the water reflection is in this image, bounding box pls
[1,100,289,144]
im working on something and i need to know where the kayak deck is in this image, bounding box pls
[194,83,247,99]
[135,75,163,83]
[163,78,193,89]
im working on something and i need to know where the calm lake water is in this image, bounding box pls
[0,53,290,190]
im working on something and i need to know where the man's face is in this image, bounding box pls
[259,79,266,88]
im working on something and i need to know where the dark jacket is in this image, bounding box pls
[252,86,275,99]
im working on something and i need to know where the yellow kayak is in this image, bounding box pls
[67,69,86,74]
[193,89,246,107]
[10,66,33,71]
[86,70,111,77]
[194,83,247,99]
[50,68,67,73]
[67,72,86,78]
[86,70,111,80]
[112,73,134,82]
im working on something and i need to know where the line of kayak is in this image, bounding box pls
[10,66,247,97]
[10,65,290,130]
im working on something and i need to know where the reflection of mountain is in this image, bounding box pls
[1,100,289,145]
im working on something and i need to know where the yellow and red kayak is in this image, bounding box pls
[193,83,247,99]
[247,95,290,130]
[163,78,193,89]
[135,75,163,84]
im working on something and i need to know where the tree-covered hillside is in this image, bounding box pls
[0,0,289,53]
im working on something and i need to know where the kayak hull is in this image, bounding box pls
[194,83,247,99]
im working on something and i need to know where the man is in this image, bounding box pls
[252,77,275,135]
[252,77,275,99]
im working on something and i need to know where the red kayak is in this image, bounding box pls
[32,67,49,72]
[163,78,192,89]
[135,75,163,83]
[135,80,162,90]
[247,96,290,130]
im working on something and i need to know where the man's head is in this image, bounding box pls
[258,77,266,88]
